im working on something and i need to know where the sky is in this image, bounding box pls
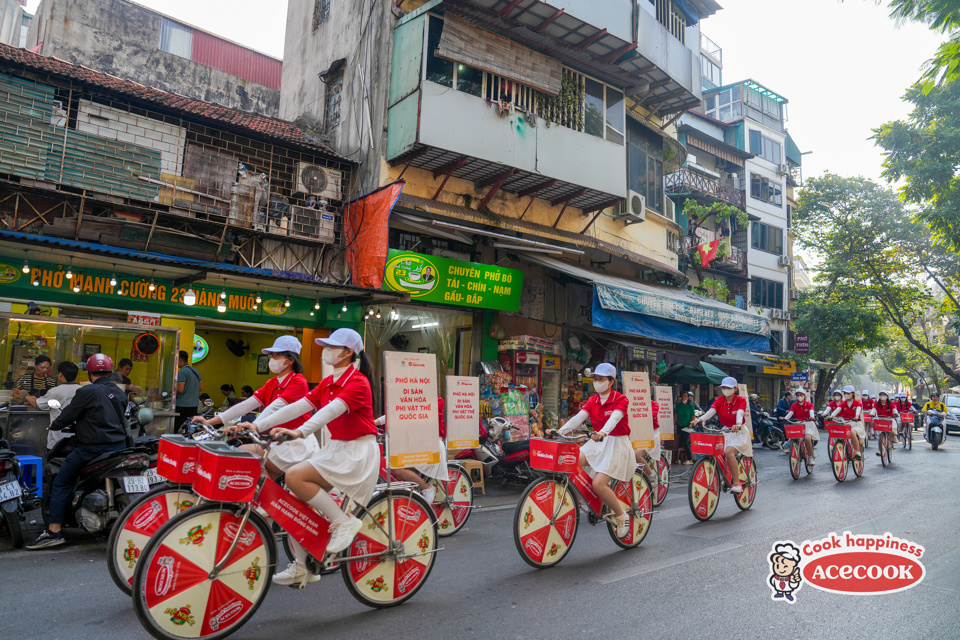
[23,0,944,184]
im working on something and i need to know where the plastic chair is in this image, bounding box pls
[16,454,43,498]
[457,459,485,495]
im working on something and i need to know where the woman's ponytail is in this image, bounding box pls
[356,351,375,391]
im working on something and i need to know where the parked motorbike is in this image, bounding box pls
[0,402,40,548]
[40,400,151,536]
[752,406,786,451]
[925,410,947,450]
[456,417,538,488]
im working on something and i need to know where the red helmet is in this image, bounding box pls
[86,353,114,373]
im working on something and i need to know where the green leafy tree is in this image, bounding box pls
[873,0,960,88]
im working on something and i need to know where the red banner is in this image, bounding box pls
[343,181,404,289]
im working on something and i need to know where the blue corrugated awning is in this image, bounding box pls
[592,291,771,352]
[673,0,700,25]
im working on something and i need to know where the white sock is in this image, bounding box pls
[288,538,308,564]
[307,489,349,524]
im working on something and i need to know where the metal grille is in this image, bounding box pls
[325,73,343,132]
[312,0,331,32]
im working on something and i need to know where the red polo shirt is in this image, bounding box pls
[875,401,898,418]
[652,399,660,430]
[305,367,377,441]
[789,400,815,421]
[861,398,875,412]
[252,373,311,432]
[710,394,747,428]
[584,391,630,436]
[836,400,862,421]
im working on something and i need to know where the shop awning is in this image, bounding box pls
[522,254,770,351]
[708,350,771,367]
[659,361,729,385]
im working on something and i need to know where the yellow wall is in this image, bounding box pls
[190,328,290,400]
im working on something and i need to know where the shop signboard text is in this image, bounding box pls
[384,351,442,468]
[622,371,654,450]
[654,386,674,441]
[382,249,523,312]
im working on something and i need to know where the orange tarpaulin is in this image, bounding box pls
[343,181,404,289]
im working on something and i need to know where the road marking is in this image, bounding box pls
[473,503,517,513]
[594,542,741,584]
[924,546,960,593]
[842,515,911,536]
[676,501,824,539]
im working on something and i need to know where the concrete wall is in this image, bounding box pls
[26,0,280,117]
[281,0,395,196]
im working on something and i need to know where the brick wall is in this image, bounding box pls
[77,99,185,176]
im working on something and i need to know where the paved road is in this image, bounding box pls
[2,434,958,639]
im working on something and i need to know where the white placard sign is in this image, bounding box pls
[384,351,441,468]
[445,375,480,449]
[655,386,674,441]
[738,383,754,439]
[622,371,654,450]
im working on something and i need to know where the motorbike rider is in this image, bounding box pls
[545,363,633,538]
[26,354,128,550]
[921,392,947,443]
[872,391,900,455]
[691,376,751,494]
[830,385,865,461]
[775,391,793,421]
[782,388,818,467]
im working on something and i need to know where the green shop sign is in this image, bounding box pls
[382,249,523,312]
[0,258,325,327]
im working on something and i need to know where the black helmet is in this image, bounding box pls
[931,391,940,397]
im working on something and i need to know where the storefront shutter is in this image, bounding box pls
[436,15,562,96]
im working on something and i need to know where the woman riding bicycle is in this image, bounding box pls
[240,329,380,587]
[830,385,864,461]
[872,390,899,456]
[374,396,445,504]
[782,387,818,467]
[822,389,842,418]
[193,336,318,481]
[690,376,749,493]
[545,363,632,539]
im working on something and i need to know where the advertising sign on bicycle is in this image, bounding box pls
[622,371,654,450]
[738,384,754,439]
[445,375,480,449]
[257,477,331,559]
[655,386,674,441]
[384,351,442,468]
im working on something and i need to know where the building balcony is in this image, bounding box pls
[678,233,748,274]
[666,167,745,209]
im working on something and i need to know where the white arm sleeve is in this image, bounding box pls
[830,407,841,419]
[558,410,589,435]
[599,410,625,436]
[298,399,348,438]
[254,398,314,431]
[252,398,289,432]
[214,396,263,425]
[374,415,386,426]
[784,411,794,421]
[855,406,862,420]
[735,409,745,425]
[699,408,717,422]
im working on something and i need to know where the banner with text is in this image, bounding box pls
[384,351,441,468]
[622,371,654,450]
[738,383,754,439]
[655,386,674,442]
[445,375,480,449]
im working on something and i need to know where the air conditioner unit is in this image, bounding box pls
[727,172,740,189]
[296,163,343,200]
[614,190,646,224]
[771,309,784,320]
[777,163,790,175]
[778,255,791,267]
[790,289,799,300]
[664,197,676,222]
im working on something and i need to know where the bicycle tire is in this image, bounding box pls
[131,503,275,640]
[688,458,720,522]
[852,446,865,477]
[107,484,198,596]
[735,456,757,511]
[340,489,438,608]
[907,429,912,450]
[513,477,579,569]
[607,471,653,549]
[831,441,847,483]
[789,440,801,480]
[3,507,23,548]
[653,453,670,506]
[431,464,473,537]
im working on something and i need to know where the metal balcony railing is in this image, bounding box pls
[677,235,747,273]
[665,167,745,208]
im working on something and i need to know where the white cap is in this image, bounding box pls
[593,362,616,378]
[862,389,870,395]
[794,388,806,396]
[262,335,302,355]
[843,385,855,394]
[720,376,738,389]
[879,390,890,397]
[315,328,364,354]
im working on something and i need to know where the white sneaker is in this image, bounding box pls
[421,485,437,504]
[271,562,320,587]
[615,513,630,538]
[327,516,363,553]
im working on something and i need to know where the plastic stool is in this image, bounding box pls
[16,454,42,498]
[457,459,485,495]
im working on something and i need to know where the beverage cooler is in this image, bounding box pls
[498,350,541,391]
[540,355,561,426]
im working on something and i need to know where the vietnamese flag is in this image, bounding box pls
[696,239,720,267]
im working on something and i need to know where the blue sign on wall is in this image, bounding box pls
[791,372,809,382]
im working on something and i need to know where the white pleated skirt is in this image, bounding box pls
[850,421,866,443]
[803,421,820,443]
[306,434,380,507]
[723,427,753,457]
[414,439,449,481]
[580,435,634,482]
[650,430,661,461]
[266,434,321,471]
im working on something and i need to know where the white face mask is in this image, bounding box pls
[844,393,853,401]
[722,388,735,397]
[322,347,346,366]
[593,380,610,394]
[268,358,288,374]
